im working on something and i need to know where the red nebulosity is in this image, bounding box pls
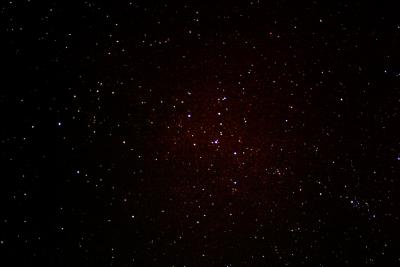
[151,78,301,209]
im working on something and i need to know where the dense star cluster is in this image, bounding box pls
[1,0,400,266]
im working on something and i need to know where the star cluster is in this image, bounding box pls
[1,0,400,266]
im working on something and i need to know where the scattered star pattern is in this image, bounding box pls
[1,0,400,266]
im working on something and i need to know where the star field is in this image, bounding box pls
[1,0,400,266]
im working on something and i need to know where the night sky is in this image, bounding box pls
[1,0,400,266]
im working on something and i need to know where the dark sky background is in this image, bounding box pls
[1,0,400,266]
